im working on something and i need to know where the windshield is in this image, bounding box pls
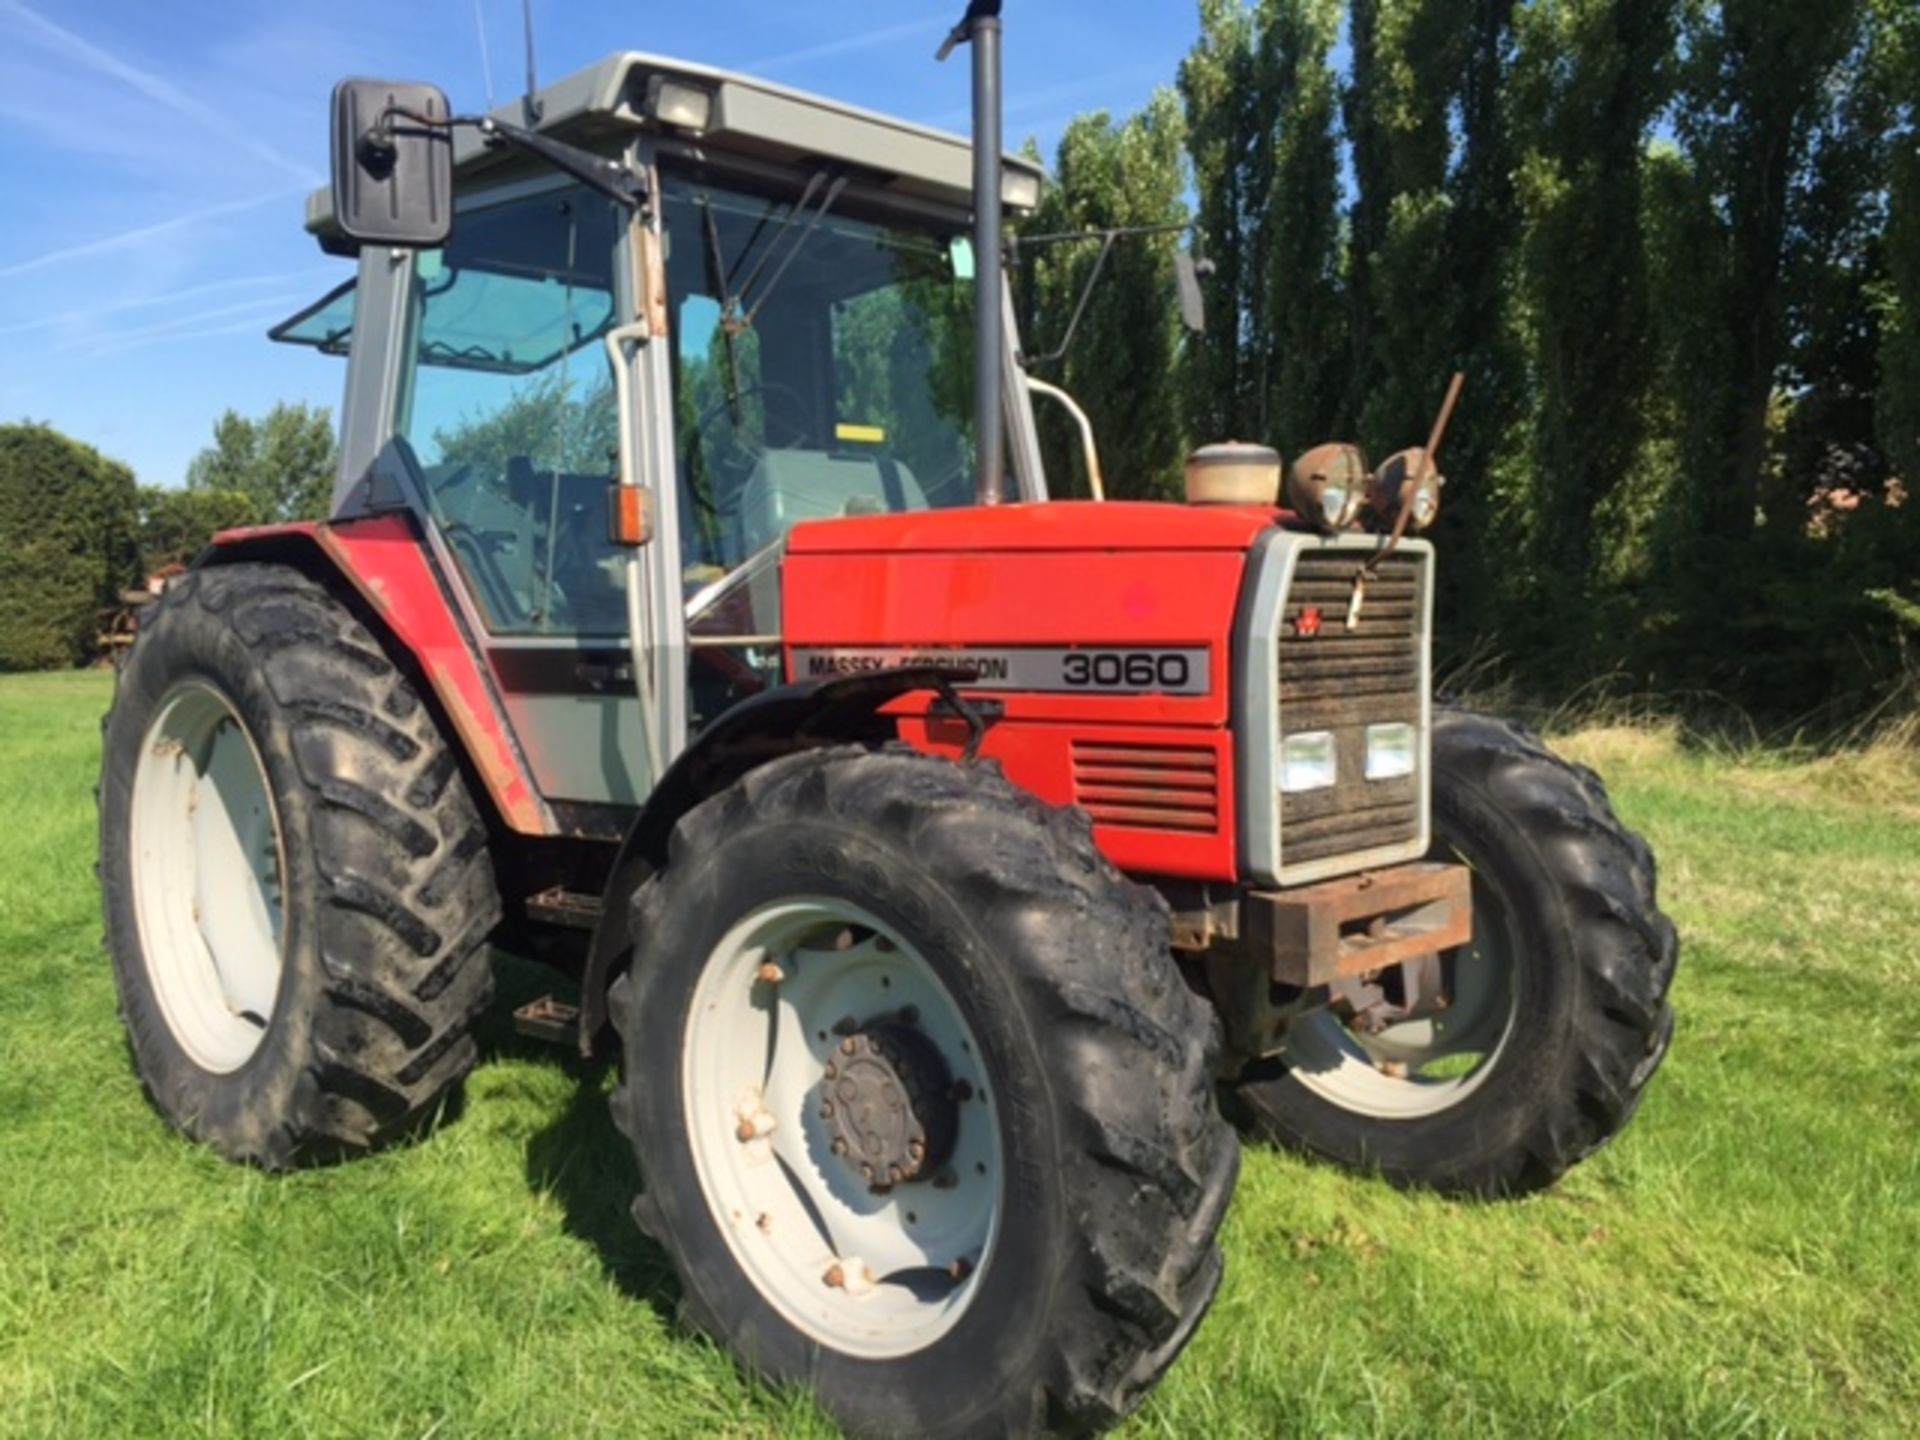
[662,171,979,584]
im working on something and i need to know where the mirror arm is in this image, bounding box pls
[1016,221,1210,365]
[367,106,646,212]
[1028,232,1116,369]
[472,117,647,210]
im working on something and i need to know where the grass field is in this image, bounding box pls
[2,668,1916,1437]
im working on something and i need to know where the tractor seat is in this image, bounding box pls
[736,449,927,555]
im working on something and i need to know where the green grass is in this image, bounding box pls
[2,670,1916,1437]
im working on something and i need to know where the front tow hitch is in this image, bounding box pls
[1199,862,1474,1066]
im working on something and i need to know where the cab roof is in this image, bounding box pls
[305,51,1047,241]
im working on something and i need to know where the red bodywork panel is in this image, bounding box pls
[785,500,1284,555]
[207,517,553,836]
[785,502,1277,881]
[207,501,1277,882]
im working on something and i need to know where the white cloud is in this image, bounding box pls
[0,188,305,282]
[0,0,320,185]
[742,16,947,76]
[61,291,314,362]
[0,269,335,340]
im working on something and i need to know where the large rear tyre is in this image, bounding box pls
[1232,709,1677,1196]
[98,564,501,1169]
[610,747,1237,1439]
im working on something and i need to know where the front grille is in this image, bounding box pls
[1276,549,1425,868]
[1071,740,1220,833]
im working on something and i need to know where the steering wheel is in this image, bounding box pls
[693,381,812,461]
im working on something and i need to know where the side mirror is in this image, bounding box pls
[1174,251,1209,335]
[329,79,454,250]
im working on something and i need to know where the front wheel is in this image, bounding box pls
[1232,709,1677,1195]
[610,747,1237,1439]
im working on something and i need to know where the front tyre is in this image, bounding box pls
[99,564,501,1169]
[610,747,1238,1439]
[1233,709,1677,1195]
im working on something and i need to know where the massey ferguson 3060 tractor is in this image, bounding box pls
[98,7,1675,1435]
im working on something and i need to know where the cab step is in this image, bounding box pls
[524,885,602,931]
[512,994,581,1045]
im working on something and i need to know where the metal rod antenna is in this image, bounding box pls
[941,1,1006,507]
[472,0,497,111]
[521,0,542,125]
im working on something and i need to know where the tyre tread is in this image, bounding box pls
[609,745,1237,1438]
[102,562,500,1169]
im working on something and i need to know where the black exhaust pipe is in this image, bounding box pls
[940,1,1005,506]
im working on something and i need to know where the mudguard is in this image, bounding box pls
[200,516,552,835]
[574,665,977,1054]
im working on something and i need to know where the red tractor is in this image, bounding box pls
[98,8,1675,1436]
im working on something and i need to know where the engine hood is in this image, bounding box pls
[785,500,1287,555]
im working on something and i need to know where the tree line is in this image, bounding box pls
[0,406,335,671]
[1017,0,1918,727]
[6,2,1915,727]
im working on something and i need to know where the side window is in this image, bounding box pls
[398,184,628,636]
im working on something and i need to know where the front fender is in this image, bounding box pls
[200,516,552,836]
[575,665,976,1054]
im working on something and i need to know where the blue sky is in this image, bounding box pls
[0,0,1199,488]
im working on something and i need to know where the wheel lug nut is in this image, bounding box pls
[824,1062,838,1080]
[949,1255,973,1281]
[823,1263,846,1289]
[831,1138,848,1156]
[754,961,785,986]
[736,1120,756,1142]
[820,1101,835,1119]
[841,1036,859,1055]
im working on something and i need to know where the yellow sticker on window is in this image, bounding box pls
[835,423,887,445]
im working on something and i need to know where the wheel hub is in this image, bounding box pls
[821,1018,957,1189]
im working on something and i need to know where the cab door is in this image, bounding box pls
[388,176,655,836]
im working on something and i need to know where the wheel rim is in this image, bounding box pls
[681,899,1002,1359]
[1282,865,1521,1119]
[128,681,287,1074]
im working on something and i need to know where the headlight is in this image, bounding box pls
[1364,722,1417,780]
[1286,443,1367,532]
[1280,730,1337,793]
[1002,168,1043,211]
[1368,447,1443,532]
[648,77,714,132]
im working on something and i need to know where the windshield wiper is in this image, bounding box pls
[723,171,848,333]
[698,170,848,419]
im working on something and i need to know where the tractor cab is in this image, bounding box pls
[274,53,1050,815]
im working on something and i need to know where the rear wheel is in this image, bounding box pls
[99,564,501,1169]
[611,747,1237,1438]
[1232,709,1677,1195]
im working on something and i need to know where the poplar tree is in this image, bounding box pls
[1508,0,1676,634]
[1020,91,1193,499]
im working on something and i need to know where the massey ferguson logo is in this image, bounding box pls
[1294,606,1324,639]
